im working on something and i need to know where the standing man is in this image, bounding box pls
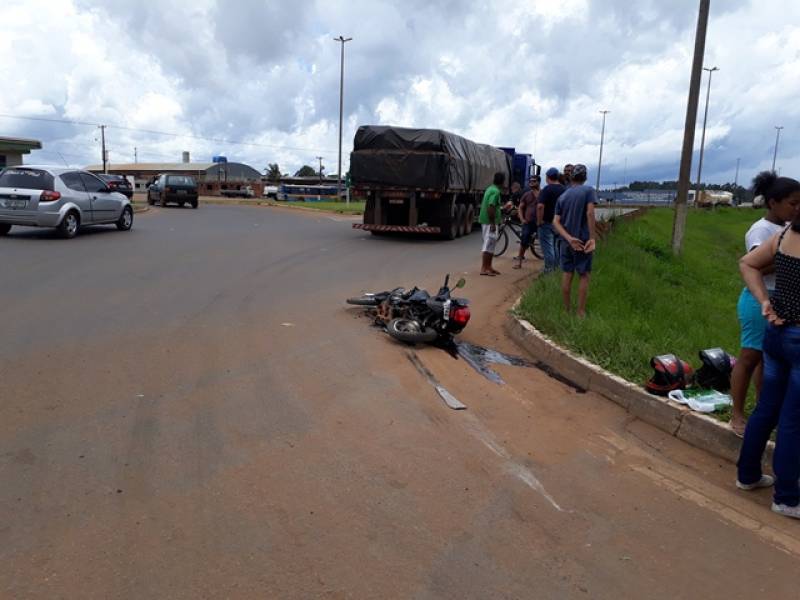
[536,167,566,273]
[512,175,540,269]
[479,172,505,276]
[560,164,574,187]
[553,164,596,317]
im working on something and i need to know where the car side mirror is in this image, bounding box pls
[455,278,466,289]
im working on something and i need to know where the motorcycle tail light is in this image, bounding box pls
[452,306,471,326]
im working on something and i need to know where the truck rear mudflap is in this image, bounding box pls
[352,223,441,234]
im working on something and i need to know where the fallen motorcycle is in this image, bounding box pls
[346,274,471,344]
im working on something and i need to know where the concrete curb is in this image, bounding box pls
[505,302,773,464]
[132,205,149,214]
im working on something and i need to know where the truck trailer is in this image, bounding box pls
[350,126,538,239]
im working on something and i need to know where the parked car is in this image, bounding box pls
[147,174,199,208]
[0,166,133,239]
[97,173,133,199]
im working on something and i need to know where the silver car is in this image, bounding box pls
[0,165,133,239]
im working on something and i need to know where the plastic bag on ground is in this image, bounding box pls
[667,389,732,413]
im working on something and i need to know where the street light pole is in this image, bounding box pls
[334,35,352,202]
[772,126,784,172]
[672,0,710,255]
[693,66,719,206]
[316,156,324,202]
[596,110,609,191]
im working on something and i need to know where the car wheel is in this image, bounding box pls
[160,194,167,208]
[116,206,133,231]
[58,211,80,239]
[191,199,199,209]
[147,194,155,206]
[0,223,11,236]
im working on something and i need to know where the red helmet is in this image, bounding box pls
[645,354,694,396]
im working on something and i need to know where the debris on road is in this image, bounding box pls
[407,351,466,410]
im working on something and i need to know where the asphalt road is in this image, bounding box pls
[2,205,799,599]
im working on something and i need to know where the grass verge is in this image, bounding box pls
[283,201,365,215]
[517,207,761,418]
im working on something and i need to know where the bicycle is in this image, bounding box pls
[493,213,543,259]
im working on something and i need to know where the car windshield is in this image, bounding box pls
[167,176,196,186]
[0,168,55,191]
[99,174,124,182]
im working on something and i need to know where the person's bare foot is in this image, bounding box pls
[730,416,747,437]
[576,310,587,319]
[480,271,496,276]
[491,268,501,275]
[512,259,522,269]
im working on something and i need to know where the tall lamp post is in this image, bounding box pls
[334,35,352,201]
[772,126,784,172]
[694,66,719,205]
[596,110,610,192]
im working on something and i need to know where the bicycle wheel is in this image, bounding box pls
[493,226,509,257]
[530,231,543,259]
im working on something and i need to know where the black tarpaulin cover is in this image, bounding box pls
[350,125,511,192]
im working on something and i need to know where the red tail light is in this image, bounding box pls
[40,190,61,202]
[452,306,471,326]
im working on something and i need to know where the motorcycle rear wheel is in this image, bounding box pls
[387,318,438,344]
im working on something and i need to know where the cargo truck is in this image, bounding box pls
[350,126,539,239]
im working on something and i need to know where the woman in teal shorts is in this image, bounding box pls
[730,172,800,435]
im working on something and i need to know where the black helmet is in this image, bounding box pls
[695,348,734,392]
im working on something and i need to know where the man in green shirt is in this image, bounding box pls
[479,171,506,276]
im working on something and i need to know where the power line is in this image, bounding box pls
[0,113,338,154]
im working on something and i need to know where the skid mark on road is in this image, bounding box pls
[461,413,564,512]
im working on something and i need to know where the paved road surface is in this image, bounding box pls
[2,206,798,599]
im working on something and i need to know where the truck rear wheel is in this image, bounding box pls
[455,205,466,238]
[441,206,459,240]
[464,205,475,235]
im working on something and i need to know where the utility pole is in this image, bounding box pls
[316,156,324,202]
[134,146,138,164]
[334,35,352,201]
[316,156,324,181]
[671,0,710,255]
[772,126,784,172]
[99,125,107,173]
[693,65,719,207]
[596,110,610,191]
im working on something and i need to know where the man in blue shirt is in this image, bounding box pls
[553,164,596,317]
[536,167,566,272]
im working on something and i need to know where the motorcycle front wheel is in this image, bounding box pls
[386,318,438,344]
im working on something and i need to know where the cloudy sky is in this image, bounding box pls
[1,0,798,187]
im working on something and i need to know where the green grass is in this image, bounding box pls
[517,207,760,416]
[284,201,365,215]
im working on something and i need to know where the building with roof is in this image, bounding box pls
[0,136,42,169]
[85,155,264,195]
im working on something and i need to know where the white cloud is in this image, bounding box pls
[0,0,798,184]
